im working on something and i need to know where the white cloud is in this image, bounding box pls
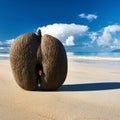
[89,32,98,43]
[79,13,97,21]
[97,32,111,46]
[37,23,88,45]
[104,24,120,33]
[97,25,120,47]
[5,39,14,45]
[113,38,120,45]
[111,38,120,49]
[65,35,75,46]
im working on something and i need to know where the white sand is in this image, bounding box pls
[0,58,120,120]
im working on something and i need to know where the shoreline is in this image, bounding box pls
[68,55,120,66]
[1,54,120,66]
[68,55,120,61]
[0,54,9,60]
[0,53,120,61]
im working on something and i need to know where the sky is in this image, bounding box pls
[0,0,120,53]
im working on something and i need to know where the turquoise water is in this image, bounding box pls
[69,52,120,57]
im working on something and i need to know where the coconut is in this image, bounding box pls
[10,32,41,90]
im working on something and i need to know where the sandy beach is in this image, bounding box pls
[0,57,120,120]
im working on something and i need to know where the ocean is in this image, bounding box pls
[67,52,120,57]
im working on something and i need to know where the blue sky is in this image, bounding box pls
[0,0,120,53]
